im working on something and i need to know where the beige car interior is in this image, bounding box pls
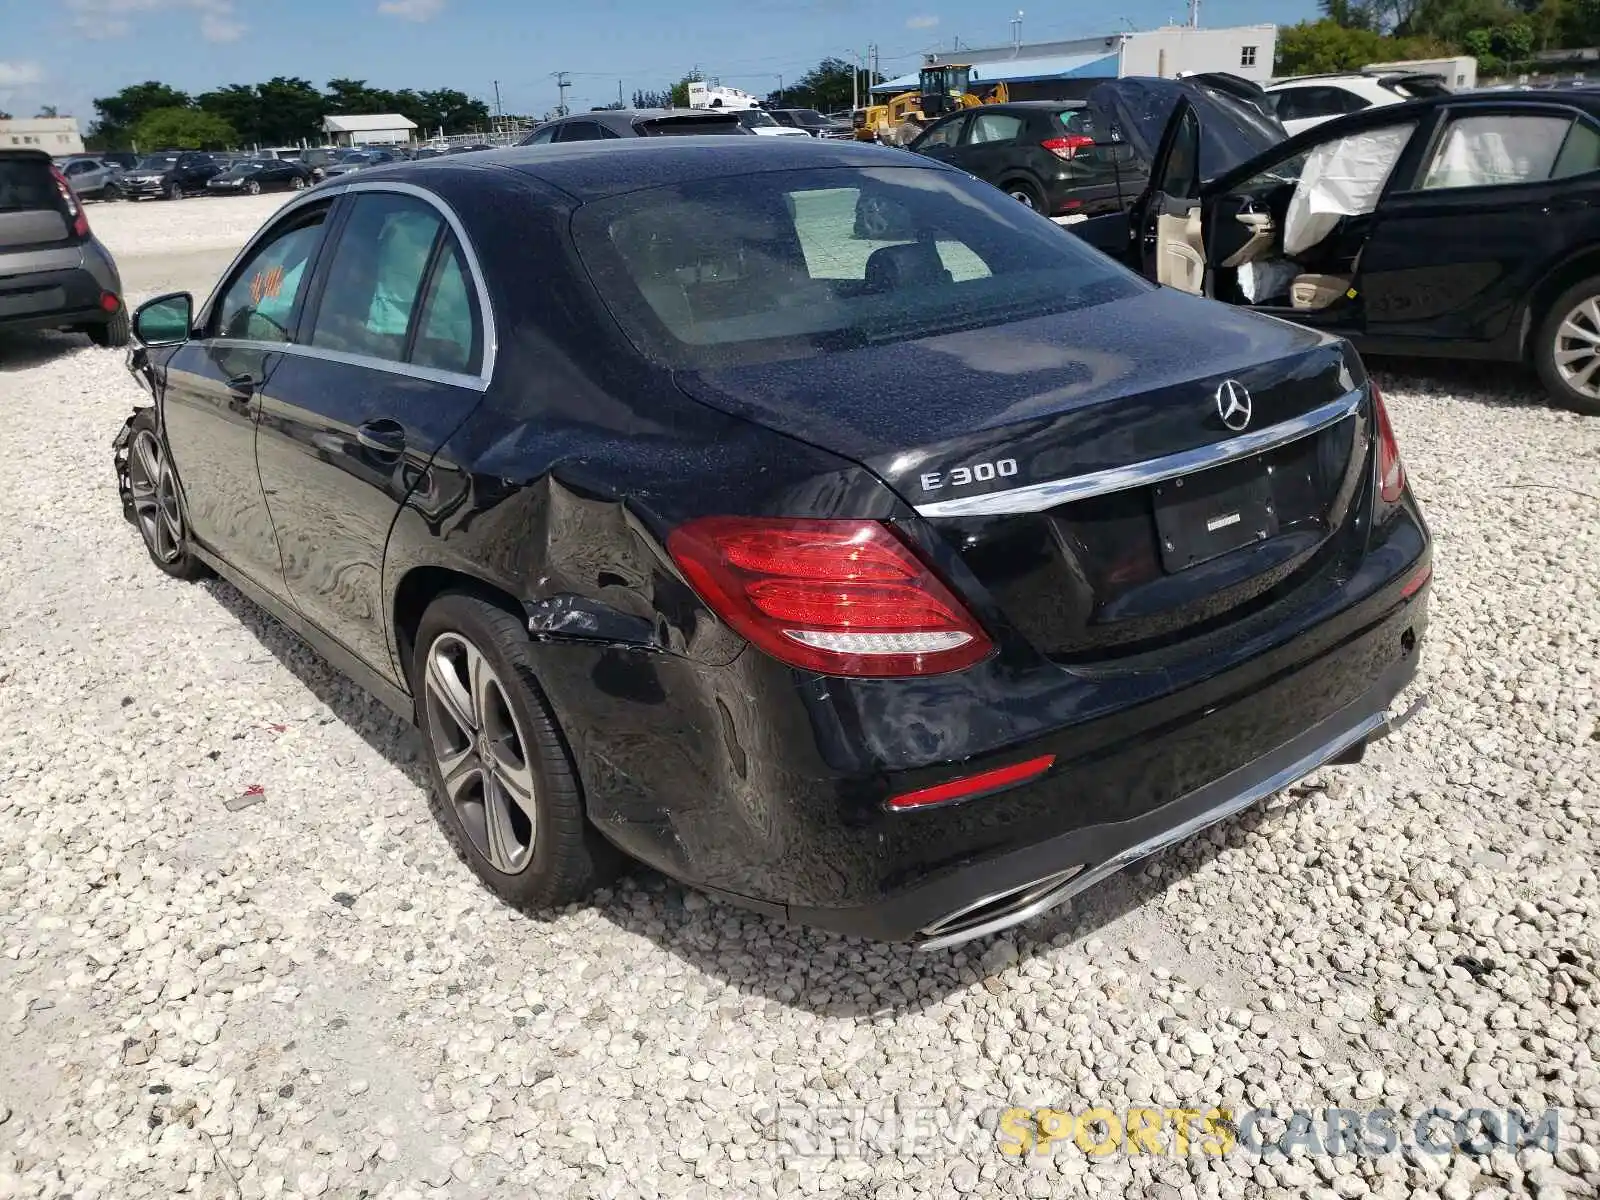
[1155,208,1206,293]
[1188,122,1417,311]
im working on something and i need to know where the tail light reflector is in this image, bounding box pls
[1372,383,1406,504]
[1041,134,1095,160]
[48,165,91,239]
[1401,563,1431,599]
[888,753,1056,811]
[667,517,993,677]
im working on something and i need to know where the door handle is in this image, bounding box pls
[356,419,408,455]
[226,373,255,396]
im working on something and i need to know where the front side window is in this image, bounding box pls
[572,165,1146,368]
[213,211,327,342]
[1420,113,1582,190]
[1159,107,1200,198]
[915,115,967,150]
[309,193,444,363]
[969,113,1024,145]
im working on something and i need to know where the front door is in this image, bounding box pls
[1359,106,1600,352]
[160,200,333,594]
[254,188,489,681]
[1140,101,1206,294]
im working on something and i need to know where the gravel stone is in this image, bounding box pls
[0,199,1596,1200]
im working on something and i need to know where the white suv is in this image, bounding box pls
[1263,72,1452,136]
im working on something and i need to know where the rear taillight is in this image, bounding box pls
[48,164,91,238]
[1041,134,1095,160]
[667,517,993,677]
[1372,383,1406,504]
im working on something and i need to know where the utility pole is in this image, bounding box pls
[1187,0,1199,26]
[1011,10,1025,53]
[493,80,503,118]
[776,73,783,103]
[851,49,860,111]
[552,71,570,117]
[868,43,879,85]
[618,79,624,107]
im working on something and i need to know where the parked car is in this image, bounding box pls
[733,108,812,137]
[56,156,125,201]
[769,108,836,137]
[116,137,1430,947]
[1263,71,1453,136]
[519,109,748,142]
[318,148,404,181]
[0,149,128,346]
[296,148,338,179]
[411,147,444,160]
[117,151,225,200]
[90,151,140,172]
[908,101,1147,219]
[1074,73,1600,414]
[206,157,313,195]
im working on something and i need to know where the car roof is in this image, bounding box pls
[360,137,950,202]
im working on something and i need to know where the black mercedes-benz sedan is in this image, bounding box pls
[116,138,1431,949]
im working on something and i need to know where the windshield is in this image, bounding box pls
[796,110,827,124]
[738,110,780,128]
[572,165,1146,370]
[135,155,178,170]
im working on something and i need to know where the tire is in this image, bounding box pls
[101,183,121,201]
[290,176,307,191]
[89,308,131,348]
[121,408,209,580]
[413,591,620,909]
[245,180,261,196]
[165,183,183,201]
[1003,179,1045,211]
[1534,275,1600,416]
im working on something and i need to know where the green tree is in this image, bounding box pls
[669,70,704,109]
[135,106,237,150]
[632,88,671,108]
[323,78,397,114]
[791,57,881,112]
[1276,20,1388,72]
[197,84,262,144]
[36,105,58,118]
[255,77,325,145]
[90,81,192,148]
[417,88,490,134]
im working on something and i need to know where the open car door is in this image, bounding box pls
[1140,100,1207,293]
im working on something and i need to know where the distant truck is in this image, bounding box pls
[688,82,762,110]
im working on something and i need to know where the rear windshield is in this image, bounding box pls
[572,165,1147,369]
[0,159,58,213]
[637,115,744,136]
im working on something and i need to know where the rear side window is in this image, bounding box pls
[526,126,558,145]
[558,122,606,142]
[1272,86,1370,123]
[213,210,327,342]
[1420,113,1577,189]
[969,113,1024,145]
[308,192,482,374]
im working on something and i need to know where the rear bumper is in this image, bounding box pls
[0,256,121,332]
[799,650,1422,947]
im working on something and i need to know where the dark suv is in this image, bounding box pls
[118,151,225,200]
[909,101,1147,219]
[0,149,127,345]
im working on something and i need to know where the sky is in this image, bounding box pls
[0,0,1317,129]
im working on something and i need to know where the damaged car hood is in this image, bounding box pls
[1087,75,1287,183]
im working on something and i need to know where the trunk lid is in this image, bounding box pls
[0,153,74,254]
[674,287,1369,661]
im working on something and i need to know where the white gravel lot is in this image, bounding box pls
[0,198,1596,1200]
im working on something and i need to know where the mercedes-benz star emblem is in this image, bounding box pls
[1215,379,1252,431]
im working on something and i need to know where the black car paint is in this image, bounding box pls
[206,159,312,192]
[119,152,225,198]
[127,141,1430,940]
[1077,77,1600,365]
[908,102,1147,218]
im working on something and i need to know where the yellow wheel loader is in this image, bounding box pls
[855,64,1010,143]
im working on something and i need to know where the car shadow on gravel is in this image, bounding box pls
[0,329,98,372]
[1364,356,1550,408]
[197,572,1322,1017]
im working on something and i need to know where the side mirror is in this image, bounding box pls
[133,292,194,347]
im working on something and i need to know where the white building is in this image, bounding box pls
[321,114,418,147]
[0,117,85,156]
[872,24,1278,100]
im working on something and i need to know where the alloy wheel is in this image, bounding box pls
[423,632,539,875]
[291,176,307,190]
[128,429,183,564]
[1553,294,1600,399]
[1008,187,1038,210]
[246,180,261,195]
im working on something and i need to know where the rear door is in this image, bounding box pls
[1358,104,1600,351]
[162,199,333,593]
[955,110,1030,189]
[908,113,969,165]
[253,187,490,680]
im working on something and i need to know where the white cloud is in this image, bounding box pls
[377,0,444,21]
[64,0,246,42]
[0,61,46,90]
[905,13,939,28]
